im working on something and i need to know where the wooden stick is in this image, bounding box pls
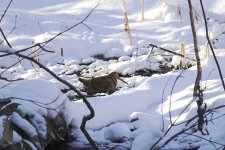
[142,0,144,21]
[148,43,196,62]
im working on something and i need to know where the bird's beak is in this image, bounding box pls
[118,77,128,84]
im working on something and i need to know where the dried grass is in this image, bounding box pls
[34,46,38,61]
[142,0,144,21]
[204,42,210,62]
[121,0,132,46]
[179,43,185,69]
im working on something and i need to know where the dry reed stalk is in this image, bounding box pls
[34,46,38,61]
[124,12,132,46]
[177,1,183,22]
[142,0,144,21]
[180,43,185,69]
[121,0,132,46]
[61,48,64,56]
[205,42,210,61]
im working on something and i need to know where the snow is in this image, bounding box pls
[104,123,131,142]
[10,79,69,118]
[131,129,162,150]
[1,0,225,149]
[130,112,168,131]
[11,112,38,138]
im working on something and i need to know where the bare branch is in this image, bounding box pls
[0,1,105,149]
[0,76,23,82]
[169,72,183,124]
[160,74,172,132]
[1,49,100,149]
[0,1,99,58]
[159,123,196,149]
[0,82,12,90]
[40,1,100,46]
[0,97,67,112]
[0,27,12,48]
[0,0,13,23]
[148,43,196,62]
[184,132,225,147]
[0,0,13,47]
[200,0,225,91]
[82,22,125,35]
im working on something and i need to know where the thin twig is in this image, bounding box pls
[160,123,197,148]
[0,97,67,112]
[160,71,173,132]
[0,1,99,58]
[169,71,184,124]
[0,83,12,90]
[2,95,60,106]
[200,0,225,91]
[0,27,12,48]
[155,103,225,149]
[184,132,225,147]
[151,60,197,149]
[0,0,13,23]
[0,76,23,82]
[5,51,100,149]
[82,22,125,35]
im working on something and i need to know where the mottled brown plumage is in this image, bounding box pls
[78,72,128,94]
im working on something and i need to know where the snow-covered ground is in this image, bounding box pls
[1,0,225,149]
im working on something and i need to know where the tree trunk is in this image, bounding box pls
[188,0,201,97]
[188,0,207,135]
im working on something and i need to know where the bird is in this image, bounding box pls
[78,72,128,95]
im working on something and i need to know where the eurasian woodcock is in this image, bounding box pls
[78,72,128,94]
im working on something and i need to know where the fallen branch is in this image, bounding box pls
[148,43,196,62]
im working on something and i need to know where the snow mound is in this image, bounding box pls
[104,123,131,142]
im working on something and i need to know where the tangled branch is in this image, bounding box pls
[0,1,102,149]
